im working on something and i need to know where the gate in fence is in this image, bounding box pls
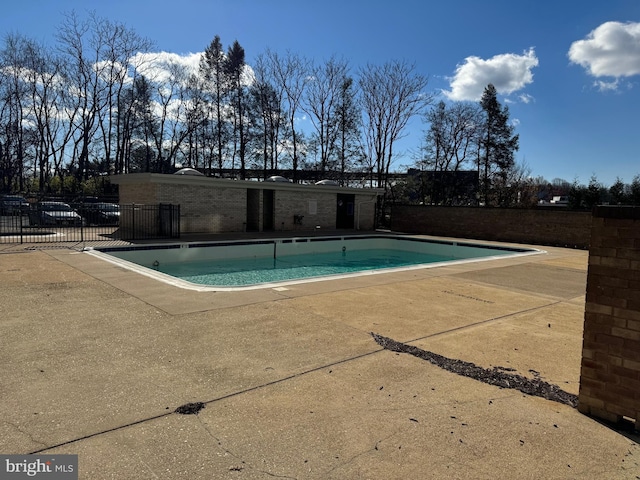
[0,203,180,245]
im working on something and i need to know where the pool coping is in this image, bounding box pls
[83,233,546,292]
[47,233,575,316]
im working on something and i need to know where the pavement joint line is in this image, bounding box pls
[27,347,386,455]
[24,300,569,455]
[25,299,562,455]
[400,300,565,344]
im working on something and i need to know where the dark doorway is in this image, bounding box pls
[263,189,275,231]
[336,193,355,229]
[246,189,260,231]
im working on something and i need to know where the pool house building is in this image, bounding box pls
[111,172,383,235]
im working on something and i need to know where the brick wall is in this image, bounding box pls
[160,183,247,233]
[275,190,337,230]
[578,206,640,428]
[118,183,157,204]
[112,174,381,234]
[391,205,592,248]
[118,184,159,237]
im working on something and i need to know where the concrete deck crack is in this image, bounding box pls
[195,416,297,479]
[318,432,398,478]
[4,421,48,449]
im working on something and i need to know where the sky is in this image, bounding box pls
[2,0,640,186]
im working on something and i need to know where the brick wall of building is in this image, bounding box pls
[117,183,159,236]
[160,183,247,233]
[578,206,640,428]
[118,183,157,205]
[274,190,337,230]
[391,205,592,248]
[113,174,381,234]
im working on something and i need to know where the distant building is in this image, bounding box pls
[550,196,569,205]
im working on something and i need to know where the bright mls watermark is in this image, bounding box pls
[1,455,77,479]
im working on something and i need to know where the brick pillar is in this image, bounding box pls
[578,206,640,428]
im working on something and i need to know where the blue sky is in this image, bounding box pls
[3,0,640,186]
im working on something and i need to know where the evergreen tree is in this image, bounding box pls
[584,175,604,208]
[129,76,161,172]
[479,84,519,206]
[609,177,627,205]
[224,40,247,179]
[199,36,229,174]
[631,175,640,205]
[334,76,364,185]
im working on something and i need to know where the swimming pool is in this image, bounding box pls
[87,235,543,291]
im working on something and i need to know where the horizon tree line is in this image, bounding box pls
[0,12,430,196]
[1,11,635,208]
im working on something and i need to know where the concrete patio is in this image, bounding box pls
[1,235,638,479]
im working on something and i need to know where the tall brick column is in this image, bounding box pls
[578,206,640,428]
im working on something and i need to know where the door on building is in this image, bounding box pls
[263,189,275,231]
[336,193,355,229]
[246,189,260,231]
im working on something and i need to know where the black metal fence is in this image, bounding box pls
[0,203,180,246]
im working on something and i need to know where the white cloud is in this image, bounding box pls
[444,48,538,101]
[129,51,255,88]
[130,51,201,84]
[569,21,640,79]
[594,79,620,92]
[518,93,534,104]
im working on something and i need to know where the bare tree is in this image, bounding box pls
[181,72,208,170]
[302,55,348,175]
[359,60,433,189]
[500,158,535,207]
[269,50,309,182]
[20,37,67,192]
[56,11,115,182]
[94,20,153,175]
[251,51,288,176]
[423,101,481,171]
[420,100,482,203]
[148,59,193,172]
[249,54,285,177]
[0,33,32,192]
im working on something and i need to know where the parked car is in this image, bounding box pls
[73,195,100,204]
[76,202,120,225]
[1,195,29,215]
[31,202,83,226]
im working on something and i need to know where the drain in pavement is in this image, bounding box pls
[175,402,206,415]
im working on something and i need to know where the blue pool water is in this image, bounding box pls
[90,235,541,290]
[159,248,451,286]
